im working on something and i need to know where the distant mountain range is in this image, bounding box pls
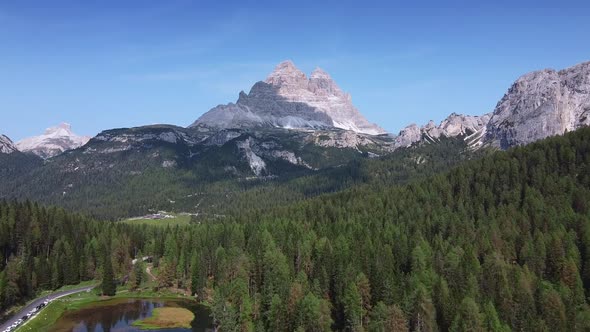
[3,60,589,159]
[1,59,589,218]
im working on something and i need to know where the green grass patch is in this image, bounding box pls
[132,307,194,330]
[54,280,98,292]
[122,213,192,227]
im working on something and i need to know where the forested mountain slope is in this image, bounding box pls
[0,126,480,220]
[201,126,590,331]
[3,127,590,331]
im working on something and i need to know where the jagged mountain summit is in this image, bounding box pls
[16,123,91,159]
[191,60,386,135]
[0,135,18,154]
[394,113,491,149]
[485,60,590,148]
[393,60,590,150]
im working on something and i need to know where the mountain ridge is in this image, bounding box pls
[1,59,590,219]
[0,134,18,154]
[393,60,590,150]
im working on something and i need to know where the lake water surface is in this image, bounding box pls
[49,298,214,332]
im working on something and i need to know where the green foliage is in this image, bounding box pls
[101,243,116,296]
[342,283,363,331]
[0,201,140,310]
[130,258,144,290]
[450,297,483,332]
[3,127,590,331]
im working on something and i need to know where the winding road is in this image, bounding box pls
[0,285,95,331]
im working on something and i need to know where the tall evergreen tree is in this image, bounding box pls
[101,247,116,296]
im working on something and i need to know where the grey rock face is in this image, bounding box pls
[191,60,386,135]
[485,61,590,148]
[394,113,491,149]
[394,124,422,148]
[392,61,590,151]
[236,137,267,176]
[0,135,18,154]
[86,125,199,154]
[308,130,395,150]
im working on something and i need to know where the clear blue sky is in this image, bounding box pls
[1,0,589,140]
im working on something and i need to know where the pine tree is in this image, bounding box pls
[482,302,510,332]
[343,283,363,331]
[450,297,484,332]
[190,250,200,296]
[297,292,332,332]
[412,286,437,332]
[131,258,143,290]
[369,302,409,332]
[101,249,116,296]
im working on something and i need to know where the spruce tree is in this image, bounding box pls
[190,251,200,296]
[102,251,116,296]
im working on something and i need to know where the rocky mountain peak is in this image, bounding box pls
[309,67,342,96]
[310,67,331,80]
[44,122,74,136]
[265,60,308,87]
[272,59,298,72]
[0,134,18,154]
[394,113,491,149]
[192,60,386,135]
[393,60,590,151]
[485,60,590,148]
[17,123,91,159]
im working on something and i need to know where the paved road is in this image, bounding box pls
[0,285,95,331]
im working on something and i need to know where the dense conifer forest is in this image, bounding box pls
[2,127,590,331]
[0,133,483,220]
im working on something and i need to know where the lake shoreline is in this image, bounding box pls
[16,288,212,332]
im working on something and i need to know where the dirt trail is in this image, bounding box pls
[146,265,157,282]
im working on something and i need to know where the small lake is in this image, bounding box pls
[49,298,215,332]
